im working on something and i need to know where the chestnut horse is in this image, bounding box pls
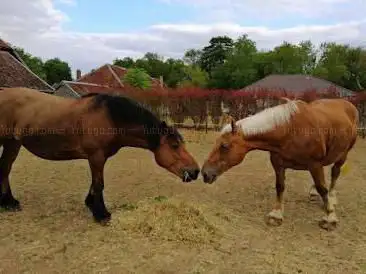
[201,98,358,230]
[0,87,199,224]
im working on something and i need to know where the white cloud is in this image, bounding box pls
[0,0,365,77]
[57,0,76,6]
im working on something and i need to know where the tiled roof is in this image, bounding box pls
[242,74,354,96]
[0,38,53,92]
[75,63,164,90]
[0,50,53,92]
[55,63,165,97]
[67,81,123,96]
[110,64,128,79]
[0,38,11,50]
[76,64,125,88]
[0,38,24,63]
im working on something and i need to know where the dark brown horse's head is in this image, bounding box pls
[201,118,250,184]
[152,121,200,183]
[86,93,200,182]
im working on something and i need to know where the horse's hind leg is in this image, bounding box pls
[309,164,338,231]
[0,139,21,211]
[308,142,355,203]
[328,156,348,209]
[326,137,355,208]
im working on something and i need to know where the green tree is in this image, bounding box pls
[269,42,304,74]
[135,52,166,78]
[209,35,258,89]
[183,49,202,66]
[253,50,274,79]
[312,42,351,88]
[298,40,318,74]
[111,36,366,92]
[179,65,209,88]
[43,58,72,85]
[258,40,318,76]
[113,57,135,68]
[14,47,46,80]
[342,46,366,91]
[163,58,186,88]
[199,36,234,75]
[123,68,152,89]
[131,52,171,85]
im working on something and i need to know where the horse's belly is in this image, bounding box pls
[322,138,354,165]
[280,133,355,168]
[281,158,310,170]
[20,135,87,160]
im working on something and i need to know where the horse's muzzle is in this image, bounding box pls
[182,167,200,183]
[201,166,218,184]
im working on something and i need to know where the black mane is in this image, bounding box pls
[83,93,183,150]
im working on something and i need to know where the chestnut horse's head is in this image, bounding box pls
[201,118,250,184]
[152,121,200,183]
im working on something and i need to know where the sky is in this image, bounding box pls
[1,0,365,77]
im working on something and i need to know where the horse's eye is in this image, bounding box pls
[220,143,229,150]
[171,143,179,149]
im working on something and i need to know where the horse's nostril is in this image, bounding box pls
[194,169,199,178]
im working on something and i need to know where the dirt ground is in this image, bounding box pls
[1,129,366,274]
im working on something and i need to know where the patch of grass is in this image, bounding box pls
[120,203,138,211]
[154,195,168,202]
[115,198,220,245]
[358,262,366,272]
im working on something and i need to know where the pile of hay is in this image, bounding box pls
[113,197,220,245]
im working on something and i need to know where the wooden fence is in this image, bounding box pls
[119,86,366,136]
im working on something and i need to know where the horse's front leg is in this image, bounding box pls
[85,152,111,224]
[266,155,286,226]
[308,184,320,201]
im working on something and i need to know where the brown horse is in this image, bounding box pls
[0,87,200,224]
[201,97,358,230]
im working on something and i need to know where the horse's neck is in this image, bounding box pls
[118,126,151,149]
[242,128,283,153]
[239,115,298,153]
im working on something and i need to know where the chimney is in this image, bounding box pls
[76,69,81,80]
[159,75,164,87]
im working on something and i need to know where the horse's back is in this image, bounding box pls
[0,87,69,104]
[308,98,358,125]
[308,98,358,160]
[0,87,82,138]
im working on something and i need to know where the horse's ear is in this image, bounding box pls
[160,121,170,136]
[160,121,168,128]
[279,97,291,103]
[230,118,237,134]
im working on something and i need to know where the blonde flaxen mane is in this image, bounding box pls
[221,99,300,136]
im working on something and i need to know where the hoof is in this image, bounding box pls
[85,195,93,210]
[318,215,338,231]
[266,210,283,227]
[308,186,319,202]
[266,216,283,226]
[0,197,21,212]
[308,193,319,202]
[94,211,112,226]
